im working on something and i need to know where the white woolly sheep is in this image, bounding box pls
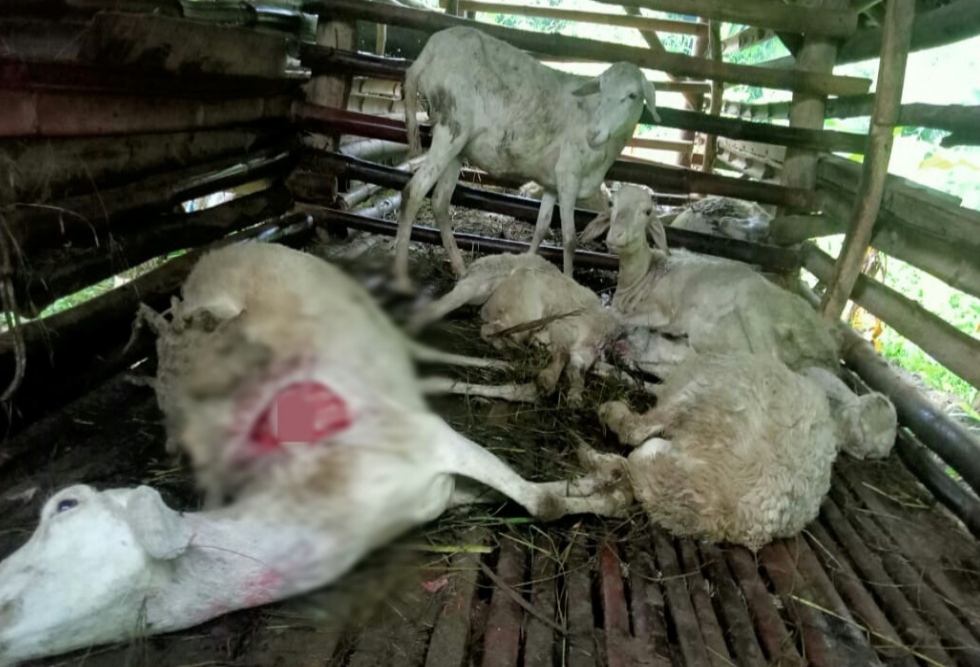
[581,185,897,459]
[408,252,619,406]
[394,26,660,292]
[669,196,772,244]
[586,351,843,549]
[0,242,628,666]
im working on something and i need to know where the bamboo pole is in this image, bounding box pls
[439,0,707,36]
[585,0,858,38]
[721,26,774,55]
[804,243,980,390]
[702,20,722,173]
[820,0,916,322]
[303,0,871,96]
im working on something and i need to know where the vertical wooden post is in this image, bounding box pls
[780,0,851,195]
[820,0,916,322]
[702,20,722,173]
[375,24,387,55]
[446,0,460,16]
[679,17,709,167]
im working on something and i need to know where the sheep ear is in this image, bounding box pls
[571,77,601,97]
[125,486,193,561]
[641,78,662,123]
[579,211,611,243]
[647,216,669,255]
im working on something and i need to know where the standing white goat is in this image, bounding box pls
[408,252,619,406]
[0,242,627,666]
[394,26,660,292]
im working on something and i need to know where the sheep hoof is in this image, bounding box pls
[392,276,417,296]
[597,400,630,425]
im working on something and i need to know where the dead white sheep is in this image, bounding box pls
[394,26,660,292]
[583,351,848,549]
[669,196,773,243]
[582,184,897,458]
[582,184,842,378]
[0,242,628,666]
[408,252,619,406]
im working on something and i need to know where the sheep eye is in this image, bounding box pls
[56,498,78,513]
[627,92,637,100]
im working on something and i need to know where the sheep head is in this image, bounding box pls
[0,485,192,666]
[581,185,667,258]
[572,63,660,149]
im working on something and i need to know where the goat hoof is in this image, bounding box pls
[597,400,629,424]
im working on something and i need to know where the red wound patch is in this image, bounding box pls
[251,382,352,451]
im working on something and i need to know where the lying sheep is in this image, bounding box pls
[394,26,660,292]
[587,351,860,549]
[0,242,628,665]
[408,252,618,406]
[670,195,772,243]
[582,184,842,377]
[583,184,897,458]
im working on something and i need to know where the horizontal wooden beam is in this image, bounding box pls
[0,90,292,138]
[300,46,868,154]
[438,0,707,35]
[803,243,980,390]
[309,149,803,271]
[298,104,821,210]
[303,0,871,96]
[837,0,980,66]
[0,57,300,99]
[627,136,693,152]
[0,125,286,202]
[722,26,775,54]
[726,96,980,147]
[587,0,858,38]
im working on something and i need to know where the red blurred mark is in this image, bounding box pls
[243,569,284,607]
[251,382,351,451]
[422,576,449,593]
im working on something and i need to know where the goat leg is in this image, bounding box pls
[419,377,539,403]
[527,191,556,255]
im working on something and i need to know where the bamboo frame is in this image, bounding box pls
[437,0,707,36]
[804,243,980,390]
[702,20,722,173]
[721,26,774,55]
[303,0,871,96]
[586,0,858,38]
[821,0,915,321]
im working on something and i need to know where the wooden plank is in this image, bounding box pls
[77,11,289,78]
[587,0,858,38]
[424,531,486,667]
[0,90,292,138]
[306,0,871,96]
[650,529,712,667]
[722,26,775,54]
[523,537,559,667]
[702,20,722,173]
[564,537,597,667]
[821,0,915,321]
[626,136,693,152]
[439,0,707,36]
[481,538,526,667]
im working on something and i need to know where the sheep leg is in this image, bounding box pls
[598,401,665,447]
[418,377,540,403]
[527,191,556,255]
[407,341,512,371]
[557,178,582,276]
[406,276,494,335]
[431,156,466,277]
[393,125,466,293]
[536,349,569,395]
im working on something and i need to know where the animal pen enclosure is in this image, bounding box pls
[2,0,980,665]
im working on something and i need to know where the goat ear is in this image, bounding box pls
[641,78,662,123]
[571,77,601,97]
[579,211,612,243]
[646,216,669,255]
[125,486,193,561]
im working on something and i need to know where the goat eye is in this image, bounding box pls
[55,498,78,513]
[627,92,637,100]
